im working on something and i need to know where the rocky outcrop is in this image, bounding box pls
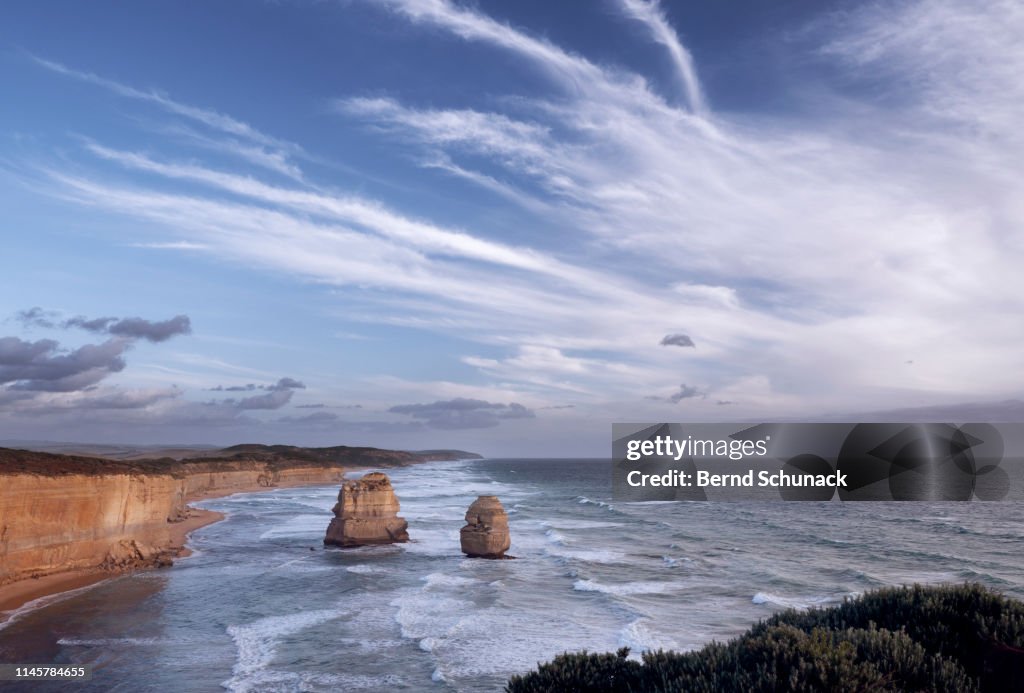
[460,495,511,558]
[323,472,409,547]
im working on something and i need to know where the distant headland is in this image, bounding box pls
[0,443,480,615]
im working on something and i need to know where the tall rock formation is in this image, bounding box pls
[323,472,409,547]
[460,495,511,558]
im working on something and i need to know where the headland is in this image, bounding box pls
[0,444,479,614]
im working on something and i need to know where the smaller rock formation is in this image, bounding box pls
[324,472,409,547]
[460,495,511,558]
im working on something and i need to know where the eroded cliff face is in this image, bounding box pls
[0,466,352,586]
[0,444,474,589]
[179,464,346,500]
[0,472,180,585]
[323,472,409,547]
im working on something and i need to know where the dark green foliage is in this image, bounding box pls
[506,647,642,692]
[755,582,1024,689]
[507,583,1024,692]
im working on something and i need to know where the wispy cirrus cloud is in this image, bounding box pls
[6,387,183,417]
[335,0,1024,405]
[30,55,304,181]
[15,0,1024,426]
[128,241,209,251]
[31,56,294,152]
[618,0,706,114]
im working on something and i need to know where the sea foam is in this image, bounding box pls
[573,579,683,596]
[223,608,344,692]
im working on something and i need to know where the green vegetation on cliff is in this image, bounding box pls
[0,443,481,476]
[507,584,1024,692]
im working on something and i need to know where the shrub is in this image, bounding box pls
[506,647,641,693]
[506,584,1024,692]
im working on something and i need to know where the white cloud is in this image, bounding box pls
[129,240,209,250]
[32,56,295,153]
[618,0,706,114]
[19,0,1024,422]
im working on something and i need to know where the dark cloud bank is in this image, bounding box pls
[0,336,129,392]
[216,378,306,411]
[2,308,193,394]
[18,307,191,343]
[660,333,695,348]
[2,308,537,444]
[389,397,535,429]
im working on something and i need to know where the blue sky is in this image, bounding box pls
[1,0,1022,456]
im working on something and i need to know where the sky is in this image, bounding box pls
[1,0,1022,456]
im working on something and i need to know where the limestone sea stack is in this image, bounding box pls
[323,472,409,547]
[460,495,512,558]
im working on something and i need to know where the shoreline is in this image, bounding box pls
[0,507,225,616]
[0,471,368,619]
[0,505,225,614]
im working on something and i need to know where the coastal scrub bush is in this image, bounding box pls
[506,583,1024,692]
[506,647,642,692]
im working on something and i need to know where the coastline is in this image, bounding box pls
[0,507,224,614]
[0,470,369,618]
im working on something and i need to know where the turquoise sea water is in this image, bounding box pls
[2,458,1023,691]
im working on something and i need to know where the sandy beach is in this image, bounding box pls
[0,507,225,615]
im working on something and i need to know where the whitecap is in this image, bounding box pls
[58,637,162,647]
[345,564,386,575]
[544,529,568,545]
[576,496,615,510]
[0,578,114,633]
[421,573,477,589]
[542,519,624,530]
[573,579,682,596]
[223,608,345,692]
[751,592,838,609]
[618,618,678,654]
[391,592,472,641]
[546,548,626,564]
[333,637,406,653]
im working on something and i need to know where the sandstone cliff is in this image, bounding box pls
[0,445,476,591]
[460,495,512,558]
[323,472,409,547]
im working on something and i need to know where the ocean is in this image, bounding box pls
[2,458,1024,692]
